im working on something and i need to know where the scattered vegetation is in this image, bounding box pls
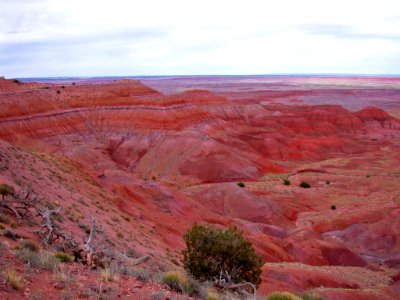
[283,179,291,186]
[183,224,264,287]
[299,181,311,188]
[237,182,246,188]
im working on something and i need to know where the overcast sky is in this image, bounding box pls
[1,0,400,77]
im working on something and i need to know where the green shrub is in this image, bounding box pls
[299,181,311,188]
[0,183,14,199]
[183,224,264,287]
[267,291,302,300]
[237,182,246,188]
[54,252,73,263]
[283,179,291,186]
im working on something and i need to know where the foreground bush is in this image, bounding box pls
[183,224,264,287]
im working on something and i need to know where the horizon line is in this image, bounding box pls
[11,73,400,80]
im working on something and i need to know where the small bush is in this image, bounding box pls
[283,179,291,186]
[4,269,24,290]
[0,183,14,198]
[267,291,302,300]
[0,224,5,230]
[54,252,73,263]
[331,205,336,210]
[19,239,39,252]
[325,180,330,185]
[299,181,311,188]
[237,182,246,188]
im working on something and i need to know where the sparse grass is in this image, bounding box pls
[100,266,119,282]
[54,252,74,263]
[4,269,24,290]
[267,291,302,300]
[16,249,60,271]
[161,270,204,296]
[53,269,75,285]
[299,181,311,188]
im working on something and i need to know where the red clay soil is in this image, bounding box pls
[0,76,399,299]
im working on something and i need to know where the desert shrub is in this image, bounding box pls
[0,213,10,224]
[16,249,60,271]
[267,291,302,300]
[54,252,74,263]
[4,269,24,290]
[299,181,310,188]
[3,229,19,240]
[0,183,14,199]
[0,224,5,230]
[19,239,39,252]
[283,179,291,186]
[237,182,246,188]
[183,224,264,287]
[325,180,330,185]
[331,205,336,210]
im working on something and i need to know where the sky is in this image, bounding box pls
[1,0,400,77]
